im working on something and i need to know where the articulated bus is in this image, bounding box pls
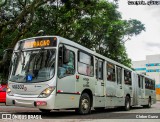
[6,36,156,114]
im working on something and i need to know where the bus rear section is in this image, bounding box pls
[132,73,156,107]
[143,77,156,107]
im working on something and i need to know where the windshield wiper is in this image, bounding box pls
[46,50,55,67]
[21,51,26,70]
[25,50,34,74]
[29,48,45,78]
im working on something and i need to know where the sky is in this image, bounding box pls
[117,0,160,61]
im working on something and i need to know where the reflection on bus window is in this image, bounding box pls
[78,52,93,76]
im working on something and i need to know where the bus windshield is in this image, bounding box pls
[9,49,56,83]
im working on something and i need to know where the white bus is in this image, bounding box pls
[6,36,156,114]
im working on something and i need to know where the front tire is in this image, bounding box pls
[76,93,91,115]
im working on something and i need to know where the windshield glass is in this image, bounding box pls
[9,49,56,83]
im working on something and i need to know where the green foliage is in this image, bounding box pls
[0,0,145,81]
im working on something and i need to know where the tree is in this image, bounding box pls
[0,0,56,81]
[0,0,145,81]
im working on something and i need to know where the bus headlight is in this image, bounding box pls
[38,86,55,98]
[6,86,13,96]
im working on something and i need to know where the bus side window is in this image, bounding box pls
[107,62,115,82]
[151,80,155,90]
[149,80,152,89]
[145,78,149,89]
[124,70,132,85]
[78,51,94,76]
[95,59,98,79]
[98,61,103,80]
[153,80,155,90]
[58,46,75,78]
[116,67,122,84]
[58,46,63,67]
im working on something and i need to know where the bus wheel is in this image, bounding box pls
[39,109,51,113]
[77,93,91,115]
[147,98,151,108]
[124,96,130,111]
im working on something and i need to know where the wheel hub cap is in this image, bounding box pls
[82,99,89,110]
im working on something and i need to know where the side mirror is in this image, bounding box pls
[3,48,13,63]
[63,47,69,64]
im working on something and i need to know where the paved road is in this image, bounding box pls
[0,102,160,119]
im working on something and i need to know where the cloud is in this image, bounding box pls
[146,42,160,49]
[144,1,160,21]
[118,0,160,60]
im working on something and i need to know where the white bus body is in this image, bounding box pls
[6,36,156,114]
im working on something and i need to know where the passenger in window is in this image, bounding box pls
[58,58,66,78]
[107,72,111,81]
[58,51,74,78]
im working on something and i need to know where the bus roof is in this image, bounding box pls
[17,36,133,72]
[59,36,133,72]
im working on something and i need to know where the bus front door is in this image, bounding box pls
[55,44,77,109]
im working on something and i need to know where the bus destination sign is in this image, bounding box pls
[22,37,57,49]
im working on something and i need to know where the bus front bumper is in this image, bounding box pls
[6,94,56,109]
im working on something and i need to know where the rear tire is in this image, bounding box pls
[147,98,151,108]
[76,93,91,115]
[143,98,151,108]
[124,96,130,111]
